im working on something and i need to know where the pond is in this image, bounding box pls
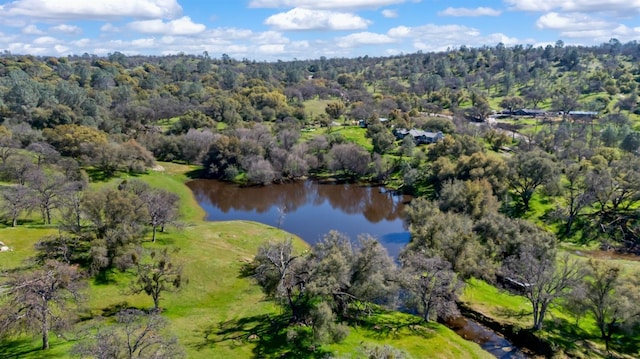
[187,179,412,257]
[187,178,528,358]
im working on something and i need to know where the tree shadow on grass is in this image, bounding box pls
[542,316,590,355]
[193,314,331,359]
[0,337,69,358]
[346,308,437,341]
[494,307,531,322]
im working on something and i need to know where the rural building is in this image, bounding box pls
[511,108,547,117]
[568,111,598,120]
[393,128,444,144]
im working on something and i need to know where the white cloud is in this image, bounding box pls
[336,32,395,48]
[386,23,522,52]
[33,36,57,45]
[252,31,290,45]
[54,44,70,54]
[438,7,501,17]
[249,0,410,10]
[535,13,640,42]
[100,23,120,32]
[130,38,156,47]
[258,44,285,54]
[381,9,399,18]
[22,24,44,35]
[536,12,610,31]
[50,24,82,35]
[0,0,182,20]
[265,8,370,30]
[128,16,206,35]
[505,0,640,15]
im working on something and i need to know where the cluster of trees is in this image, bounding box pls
[251,198,640,350]
[249,231,463,344]
[0,39,636,174]
[0,146,183,351]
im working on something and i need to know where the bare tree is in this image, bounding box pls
[252,238,307,320]
[400,253,463,322]
[140,188,180,242]
[1,184,33,227]
[328,143,370,179]
[0,260,84,350]
[0,153,36,185]
[26,142,61,167]
[130,248,184,311]
[72,309,184,359]
[26,168,67,224]
[503,247,581,330]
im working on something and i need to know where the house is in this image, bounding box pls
[511,108,547,117]
[393,128,444,144]
[568,111,598,120]
[359,118,389,128]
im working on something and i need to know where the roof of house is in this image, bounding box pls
[569,111,598,115]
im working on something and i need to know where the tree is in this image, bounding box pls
[522,84,548,109]
[561,162,592,236]
[404,198,483,278]
[468,95,491,121]
[1,184,32,227]
[400,253,462,322]
[0,260,84,350]
[500,96,525,114]
[130,248,184,311]
[26,168,67,225]
[506,150,559,211]
[42,124,108,158]
[72,309,184,359]
[140,188,180,242]
[552,86,580,120]
[366,122,396,154]
[620,131,640,153]
[571,260,640,350]
[325,101,346,120]
[328,143,370,179]
[503,247,580,330]
[252,239,307,320]
[81,187,147,273]
[438,179,498,220]
[307,232,397,319]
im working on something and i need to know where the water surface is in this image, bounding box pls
[187,179,412,257]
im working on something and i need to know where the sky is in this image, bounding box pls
[0,0,638,60]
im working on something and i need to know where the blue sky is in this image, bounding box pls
[0,0,638,60]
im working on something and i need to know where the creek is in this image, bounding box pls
[187,179,528,358]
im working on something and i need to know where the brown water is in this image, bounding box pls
[187,179,412,257]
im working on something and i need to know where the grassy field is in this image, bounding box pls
[303,98,336,119]
[0,162,491,359]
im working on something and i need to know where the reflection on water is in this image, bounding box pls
[187,179,412,257]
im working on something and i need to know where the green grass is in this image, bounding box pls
[0,162,490,359]
[303,98,335,119]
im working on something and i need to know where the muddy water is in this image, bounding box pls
[447,317,528,359]
[187,179,412,257]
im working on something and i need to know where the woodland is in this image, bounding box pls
[1,38,640,358]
